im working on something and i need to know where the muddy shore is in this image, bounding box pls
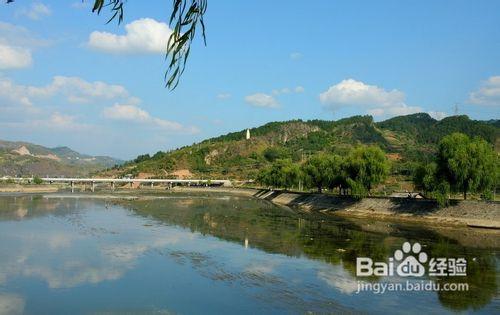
[0,184,60,193]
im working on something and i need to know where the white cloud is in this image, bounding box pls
[87,18,172,54]
[30,76,130,103]
[320,78,423,117]
[216,93,231,100]
[468,76,500,106]
[272,86,304,96]
[428,111,448,120]
[0,44,32,69]
[367,104,423,117]
[0,112,91,132]
[102,104,150,122]
[320,79,406,108]
[0,22,47,69]
[43,112,87,130]
[102,104,198,133]
[290,52,302,60]
[17,2,51,20]
[0,76,37,111]
[245,93,279,108]
[247,86,303,108]
[0,22,49,47]
[272,88,290,95]
[0,294,25,315]
[0,76,132,115]
[294,86,305,93]
[71,1,90,9]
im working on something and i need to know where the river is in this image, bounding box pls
[0,193,498,314]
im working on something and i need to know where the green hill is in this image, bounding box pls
[0,140,123,177]
[105,113,499,180]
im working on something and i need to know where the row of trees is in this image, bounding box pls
[257,133,498,204]
[413,133,497,204]
[257,145,390,198]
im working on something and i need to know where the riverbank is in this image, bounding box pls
[0,184,60,193]
[172,187,500,229]
[2,184,498,229]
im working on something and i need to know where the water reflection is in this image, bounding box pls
[0,194,498,314]
[124,194,500,312]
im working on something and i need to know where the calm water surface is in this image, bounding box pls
[0,193,498,314]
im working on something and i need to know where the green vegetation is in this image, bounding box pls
[257,159,301,190]
[32,176,43,185]
[343,146,390,197]
[301,154,337,193]
[0,139,122,177]
[103,113,499,203]
[258,145,389,198]
[414,133,497,205]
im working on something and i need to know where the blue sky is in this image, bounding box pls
[0,0,499,159]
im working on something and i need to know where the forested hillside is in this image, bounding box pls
[103,113,499,181]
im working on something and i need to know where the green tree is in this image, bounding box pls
[280,160,301,190]
[257,159,300,190]
[134,154,151,163]
[33,176,43,185]
[325,155,345,192]
[413,162,439,194]
[263,147,289,162]
[437,133,496,200]
[256,167,272,187]
[343,146,390,195]
[301,154,331,193]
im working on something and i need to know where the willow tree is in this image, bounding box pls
[6,0,208,90]
[257,159,301,190]
[300,153,344,193]
[436,133,496,200]
[343,146,390,196]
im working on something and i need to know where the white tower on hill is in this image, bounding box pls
[246,129,251,140]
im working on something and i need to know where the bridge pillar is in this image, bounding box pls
[150,182,154,188]
[129,181,133,188]
[91,181,95,193]
[111,182,115,191]
[70,181,74,193]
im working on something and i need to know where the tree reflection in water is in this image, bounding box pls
[0,193,497,312]
[123,194,499,312]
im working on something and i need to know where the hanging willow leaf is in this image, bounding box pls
[91,0,125,24]
[90,0,207,89]
[165,0,207,90]
[6,0,207,91]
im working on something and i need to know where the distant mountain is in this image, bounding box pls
[0,140,123,177]
[101,113,499,180]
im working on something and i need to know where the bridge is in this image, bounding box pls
[4,177,232,192]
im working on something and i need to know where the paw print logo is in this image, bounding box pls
[394,242,428,277]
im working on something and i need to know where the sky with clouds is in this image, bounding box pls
[0,0,499,159]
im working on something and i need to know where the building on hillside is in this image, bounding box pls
[246,129,251,140]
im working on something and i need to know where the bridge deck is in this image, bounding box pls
[5,177,231,185]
